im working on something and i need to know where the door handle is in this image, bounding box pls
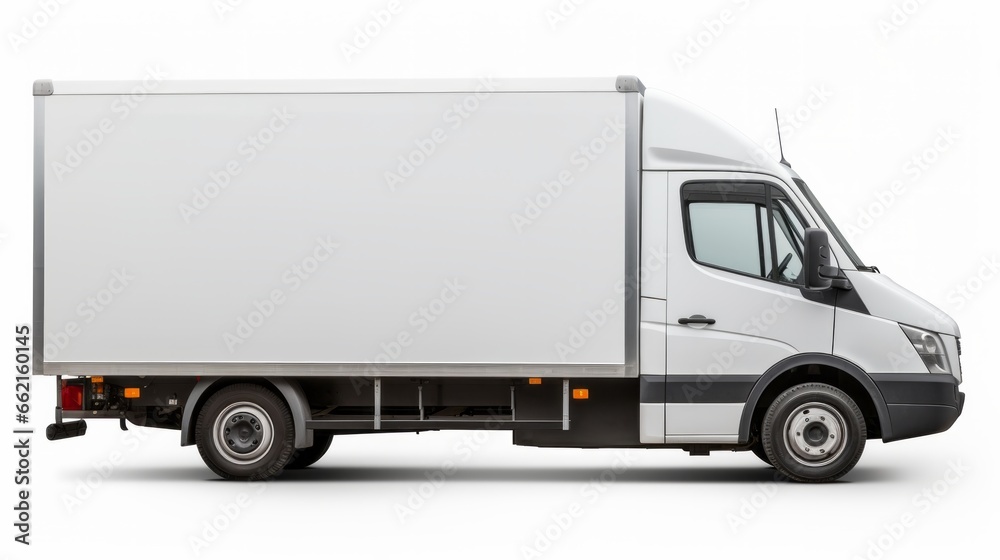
[678,315,716,325]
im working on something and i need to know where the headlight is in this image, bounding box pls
[900,324,951,374]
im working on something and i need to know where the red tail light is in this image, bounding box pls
[62,384,83,411]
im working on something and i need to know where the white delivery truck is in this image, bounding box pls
[34,76,964,482]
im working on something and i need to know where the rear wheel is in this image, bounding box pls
[195,383,295,480]
[761,383,866,483]
[285,432,334,469]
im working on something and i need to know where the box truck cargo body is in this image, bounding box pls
[34,76,964,482]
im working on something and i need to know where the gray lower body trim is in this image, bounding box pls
[43,361,628,378]
[623,92,641,378]
[33,97,44,375]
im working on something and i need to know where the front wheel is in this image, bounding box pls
[195,383,295,480]
[761,383,866,483]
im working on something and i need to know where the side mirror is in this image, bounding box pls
[803,228,833,291]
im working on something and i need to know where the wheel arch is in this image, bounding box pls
[738,353,892,444]
[180,377,313,448]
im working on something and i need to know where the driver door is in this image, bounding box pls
[663,172,835,444]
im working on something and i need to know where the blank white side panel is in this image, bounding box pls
[639,302,666,375]
[43,91,629,367]
[639,172,668,300]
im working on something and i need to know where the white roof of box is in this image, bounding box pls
[34,76,645,96]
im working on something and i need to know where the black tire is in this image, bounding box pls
[285,432,334,469]
[750,439,772,466]
[195,383,295,480]
[761,383,866,483]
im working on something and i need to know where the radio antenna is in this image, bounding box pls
[774,108,791,168]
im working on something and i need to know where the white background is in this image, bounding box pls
[1,0,997,558]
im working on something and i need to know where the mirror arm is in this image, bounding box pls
[818,265,853,290]
[817,265,840,278]
[830,277,852,290]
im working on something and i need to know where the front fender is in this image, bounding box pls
[737,353,892,444]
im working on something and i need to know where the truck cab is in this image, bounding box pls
[630,86,964,480]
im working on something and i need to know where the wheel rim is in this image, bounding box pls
[213,401,274,465]
[783,401,846,467]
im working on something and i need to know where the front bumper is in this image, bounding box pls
[870,373,964,442]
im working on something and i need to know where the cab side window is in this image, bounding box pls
[683,182,806,285]
[688,202,770,276]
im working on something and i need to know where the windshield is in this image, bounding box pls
[793,178,866,269]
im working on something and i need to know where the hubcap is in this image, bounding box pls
[214,402,274,465]
[783,402,846,467]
